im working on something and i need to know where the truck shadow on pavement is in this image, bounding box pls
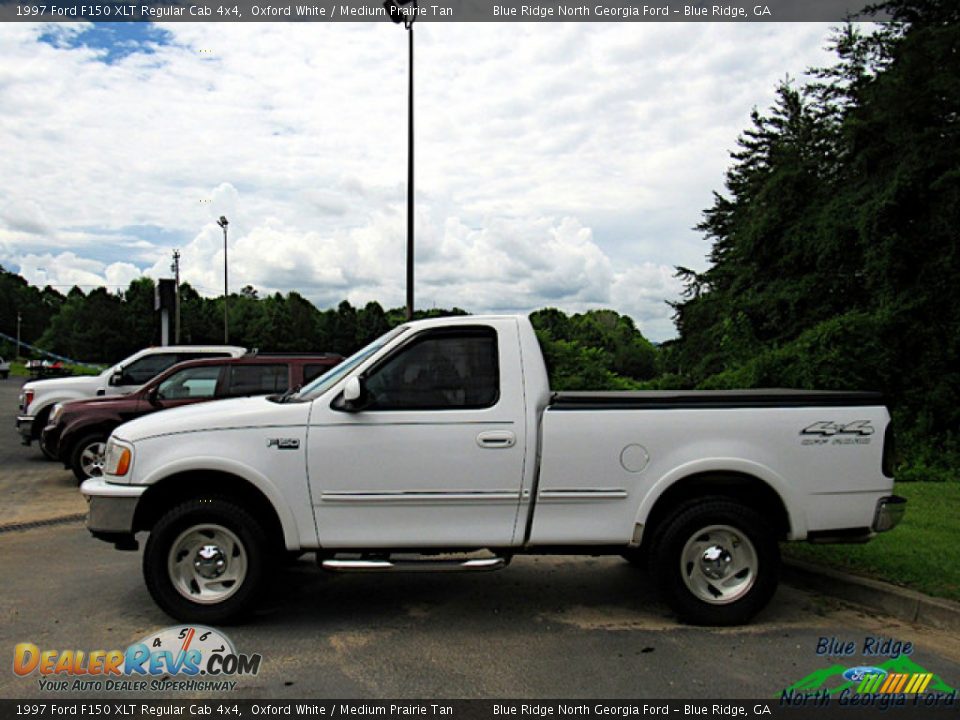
[250,555,812,632]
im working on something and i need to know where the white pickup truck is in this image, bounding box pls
[16,345,246,456]
[82,315,904,626]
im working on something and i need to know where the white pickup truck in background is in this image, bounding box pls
[82,315,904,625]
[16,345,246,457]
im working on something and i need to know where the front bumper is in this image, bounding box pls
[873,495,907,533]
[16,415,35,444]
[81,477,147,549]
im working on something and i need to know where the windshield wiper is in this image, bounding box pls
[273,384,302,403]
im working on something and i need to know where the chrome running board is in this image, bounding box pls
[321,556,508,573]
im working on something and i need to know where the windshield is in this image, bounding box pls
[293,325,409,401]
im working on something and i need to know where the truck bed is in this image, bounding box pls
[550,389,885,410]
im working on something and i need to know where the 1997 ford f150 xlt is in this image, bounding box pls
[82,315,905,625]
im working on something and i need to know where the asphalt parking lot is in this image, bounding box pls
[0,380,87,526]
[1,376,958,700]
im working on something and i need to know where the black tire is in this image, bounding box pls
[144,497,270,624]
[650,497,780,626]
[39,434,60,461]
[34,407,58,460]
[0,371,8,379]
[620,547,648,568]
[69,434,108,483]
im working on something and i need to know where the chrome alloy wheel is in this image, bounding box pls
[680,524,758,605]
[167,524,248,605]
[79,441,107,478]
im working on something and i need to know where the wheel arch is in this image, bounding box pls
[28,402,58,438]
[61,420,117,459]
[132,469,297,552]
[31,391,87,419]
[638,463,799,546]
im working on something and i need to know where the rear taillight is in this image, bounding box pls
[23,390,34,413]
[882,422,896,478]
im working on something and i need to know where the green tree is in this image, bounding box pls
[670,0,960,473]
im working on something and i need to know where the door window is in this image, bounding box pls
[121,353,181,385]
[156,365,222,400]
[363,328,499,410]
[225,364,288,397]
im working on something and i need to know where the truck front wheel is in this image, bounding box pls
[143,498,269,624]
[70,434,108,483]
[651,499,779,626]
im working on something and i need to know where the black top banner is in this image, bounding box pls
[0,0,891,22]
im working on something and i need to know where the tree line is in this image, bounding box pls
[0,268,660,389]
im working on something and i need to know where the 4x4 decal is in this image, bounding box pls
[800,421,875,446]
[801,421,875,437]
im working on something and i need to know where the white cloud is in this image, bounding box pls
[0,21,845,340]
[16,251,142,291]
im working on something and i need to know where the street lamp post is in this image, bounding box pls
[16,311,21,360]
[383,0,418,320]
[171,249,181,344]
[218,216,229,343]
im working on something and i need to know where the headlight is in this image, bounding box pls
[49,403,64,426]
[103,439,133,477]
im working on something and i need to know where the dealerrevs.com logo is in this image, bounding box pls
[13,626,261,692]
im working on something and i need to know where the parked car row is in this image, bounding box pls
[17,344,249,457]
[41,353,342,482]
[15,345,342,481]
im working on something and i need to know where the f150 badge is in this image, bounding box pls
[267,438,300,450]
[800,421,874,446]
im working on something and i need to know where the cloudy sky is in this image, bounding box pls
[0,21,843,340]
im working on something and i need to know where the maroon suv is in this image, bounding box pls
[43,353,341,482]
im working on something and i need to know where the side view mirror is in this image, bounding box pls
[338,376,369,412]
[147,386,161,405]
[109,370,124,387]
[344,377,362,402]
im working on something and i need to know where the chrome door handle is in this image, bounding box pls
[476,431,516,448]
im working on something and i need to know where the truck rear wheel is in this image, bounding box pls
[651,498,779,626]
[143,498,269,624]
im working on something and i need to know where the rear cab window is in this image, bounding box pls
[224,364,289,397]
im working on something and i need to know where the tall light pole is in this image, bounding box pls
[171,249,181,344]
[384,0,417,320]
[218,216,229,343]
[16,311,22,360]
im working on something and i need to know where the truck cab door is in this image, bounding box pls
[308,321,527,548]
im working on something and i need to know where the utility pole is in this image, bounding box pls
[405,22,414,321]
[16,311,22,359]
[218,216,229,343]
[171,249,181,344]
[384,0,418,320]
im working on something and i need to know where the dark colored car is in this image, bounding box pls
[43,353,341,483]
